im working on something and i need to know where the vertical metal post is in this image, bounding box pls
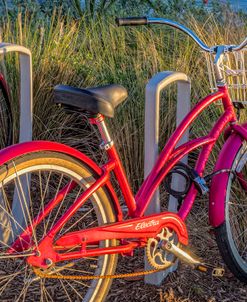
[168,81,191,212]
[0,43,33,143]
[144,71,191,285]
[19,53,33,142]
[0,43,33,241]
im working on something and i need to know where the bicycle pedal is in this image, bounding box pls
[212,267,225,277]
[195,265,225,277]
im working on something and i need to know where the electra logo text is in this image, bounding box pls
[135,220,159,230]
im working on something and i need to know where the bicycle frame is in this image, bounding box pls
[100,85,236,221]
[9,84,239,267]
[83,85,236,221]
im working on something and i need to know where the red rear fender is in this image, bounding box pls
[0,141,123,220]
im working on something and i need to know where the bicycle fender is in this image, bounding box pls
[209,124,247,227]
[0,140,123,220]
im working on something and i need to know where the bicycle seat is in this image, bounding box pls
[54,84,128,118]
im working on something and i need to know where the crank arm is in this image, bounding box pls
[162,240,201,266]
[162,241,225,277]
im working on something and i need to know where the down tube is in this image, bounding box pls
[178,110,234,221]
[136,90,226,202]
[135,136,215,216]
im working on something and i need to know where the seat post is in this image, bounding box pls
[89,114,114,150]
[90,114,137,215]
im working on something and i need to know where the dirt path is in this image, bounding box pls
[107,210,247,302]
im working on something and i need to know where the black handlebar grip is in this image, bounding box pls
[116,17,148,26]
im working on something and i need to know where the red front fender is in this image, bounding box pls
[209,123,247,227]
[0,140,123,220]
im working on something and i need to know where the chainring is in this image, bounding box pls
[146,227,178,269]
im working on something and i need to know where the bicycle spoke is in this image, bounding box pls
[15,171,40,250]
[39,171,52,235]
[59,206,93,237]
[47,173,65,232]
[63,278,86,297]
[58,186,83,236]
[0,265,24,296]
[15,268,32,302]
[228,202,247,207]
[40,280,54,302]
[63,267,94,275]
[230,206,247,221]
[0,153,116,300]
[0,185,27,238]
[59,279,74,302]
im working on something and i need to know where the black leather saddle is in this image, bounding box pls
[54,84,128,118]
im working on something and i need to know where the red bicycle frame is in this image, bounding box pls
[9,84,239,268]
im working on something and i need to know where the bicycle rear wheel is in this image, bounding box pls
[215,143,247,282]
[0,151,118,301]
[0,77,12,148]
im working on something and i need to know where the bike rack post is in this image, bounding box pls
[0,43,33,240]
[0,43,33,142]
[144,71,191,285]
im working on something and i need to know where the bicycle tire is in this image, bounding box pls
[215,143,247,282]
[0,151,118,301]
[0,76,13,148]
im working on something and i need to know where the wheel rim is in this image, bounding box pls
[0,159,113,301]
[225,145,247,273]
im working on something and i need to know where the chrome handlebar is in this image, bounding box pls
[147,18,212,52]
[231,37,247,51]
[116,16,247,53]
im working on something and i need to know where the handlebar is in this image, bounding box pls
[116,16,247,53]
[116,17,148,26]
[231,37,247,51]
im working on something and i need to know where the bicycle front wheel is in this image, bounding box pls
[0,151,118,301]
[215,143,247,282]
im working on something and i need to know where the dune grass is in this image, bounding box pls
[0,4,246,301]
[0,7,246,191]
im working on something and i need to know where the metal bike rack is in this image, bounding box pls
[144,71,191,285]
[0,43,33,241]
[0,43,33,143]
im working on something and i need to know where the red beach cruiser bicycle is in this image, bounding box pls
[0,17,247,301]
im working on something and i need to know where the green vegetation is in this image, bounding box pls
[0,2,247,191]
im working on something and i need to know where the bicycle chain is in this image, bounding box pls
[33,228,174,280]
[33,267,162,280]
